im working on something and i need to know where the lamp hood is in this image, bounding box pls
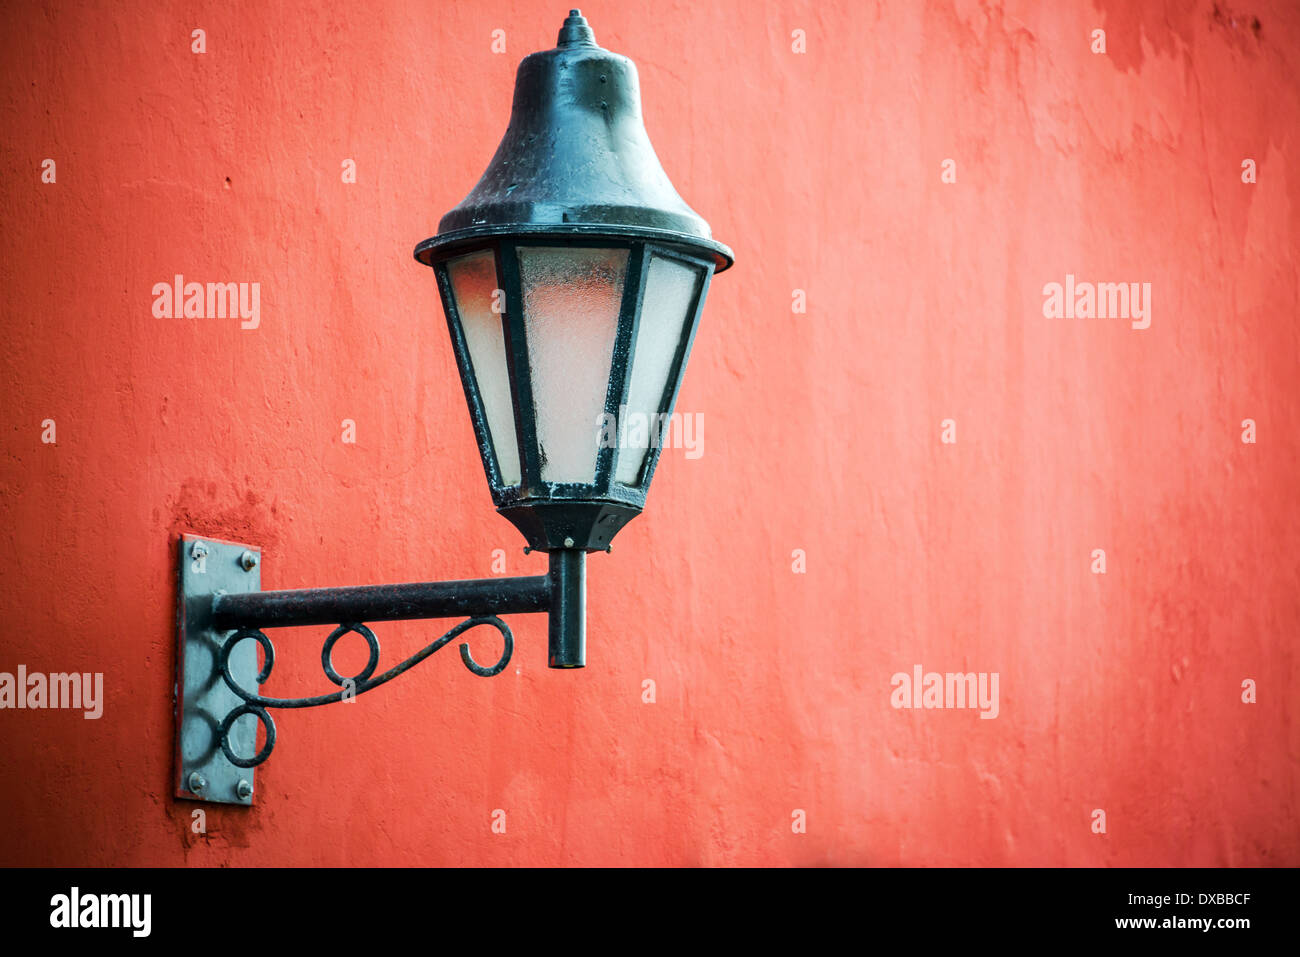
[415,9,733,271]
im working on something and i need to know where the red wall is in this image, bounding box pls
[1,0,1297,866]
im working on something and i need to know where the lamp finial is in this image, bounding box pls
[557,8,596,47]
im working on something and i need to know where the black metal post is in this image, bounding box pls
[212,575,551,631]
[547,550,586,668]
[210,559,588,669]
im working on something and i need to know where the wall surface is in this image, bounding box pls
[1,0,1297,867]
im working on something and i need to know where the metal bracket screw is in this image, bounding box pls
[188,771,208,794]
[236,779,253,800]
[190,541,209,560]
[240,550,259,572]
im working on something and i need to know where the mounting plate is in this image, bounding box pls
[174,533,262,805]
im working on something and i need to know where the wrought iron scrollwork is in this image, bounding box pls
[215,616,514,769]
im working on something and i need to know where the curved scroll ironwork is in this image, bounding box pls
[215,616,513,769]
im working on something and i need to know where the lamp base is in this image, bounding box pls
[498,500,640,552]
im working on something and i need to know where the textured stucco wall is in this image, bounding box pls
[0,0,1296,866]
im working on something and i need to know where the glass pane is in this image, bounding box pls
[615,256,702,485]
[518,247,629,484]
[446,250,521,487]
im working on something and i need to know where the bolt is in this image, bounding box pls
[190,541,209,560]
[239,550,259,571]
[188,771,207,793]
[236,779,253,800]
[563,537,575,548]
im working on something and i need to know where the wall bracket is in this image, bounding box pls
[173,534,583,805]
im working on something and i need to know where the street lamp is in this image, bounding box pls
[173,9,732,805]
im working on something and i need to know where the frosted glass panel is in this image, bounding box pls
[615,257,702,485]
[446,250,521,486]
[519,247,628,484]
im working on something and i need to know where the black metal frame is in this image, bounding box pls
[429,231,717,552]
[194,549,585,773]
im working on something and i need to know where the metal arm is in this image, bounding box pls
[174,537,586,804]
[211,574,552,629]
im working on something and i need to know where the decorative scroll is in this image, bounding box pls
[214,616,513,769]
